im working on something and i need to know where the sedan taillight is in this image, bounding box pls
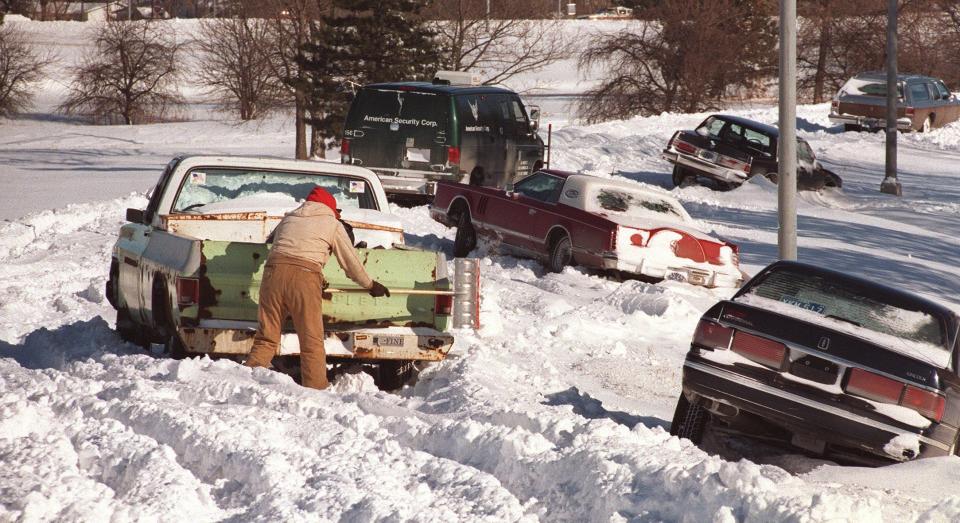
[692,320,733,351]
[846,368,946,422]
[731,331,787,369]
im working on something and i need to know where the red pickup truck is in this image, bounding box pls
[430,170,744,288]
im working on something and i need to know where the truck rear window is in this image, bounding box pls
[736,268,949,367]
[346,88,449,139]
[171,168,378,215]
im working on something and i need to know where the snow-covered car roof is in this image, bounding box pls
[560,174,694,218]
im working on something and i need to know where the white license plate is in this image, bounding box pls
[375,335,405,347]
[405,148,431,163]
[665,270,688,282]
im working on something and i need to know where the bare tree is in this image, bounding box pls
[60,21,184,124]
[428,0,571,85]
[195,17,283,120]
[259,0,329,159]
[0,24,52,116]
[578,0,776,122]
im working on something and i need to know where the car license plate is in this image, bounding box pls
[698,150,718,161]
[375,335,405,347]
[665,270,687,282]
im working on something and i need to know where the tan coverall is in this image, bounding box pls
[244,201,373,389]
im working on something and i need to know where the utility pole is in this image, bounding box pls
[881,0,903,196]
[778,0,798,261]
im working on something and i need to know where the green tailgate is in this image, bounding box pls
[184,242,451,330]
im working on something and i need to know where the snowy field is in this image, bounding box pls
[2,19,960,522]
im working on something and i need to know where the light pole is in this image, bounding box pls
[881,0,902,196]
[778,0,797,261]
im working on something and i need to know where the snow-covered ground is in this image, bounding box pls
[2,19,960,522]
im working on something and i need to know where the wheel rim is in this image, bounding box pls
[551,237,571,270]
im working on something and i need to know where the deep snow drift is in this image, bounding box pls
[2,18,960,523]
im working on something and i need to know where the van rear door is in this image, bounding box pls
[344,88,453,173]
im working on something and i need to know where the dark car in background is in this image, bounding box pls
[662,115,842,191]
[671,261,960,465]
[340,73,545,199]
[829,72,960,133]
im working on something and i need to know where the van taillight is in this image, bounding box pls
[447,146,460,165]
[731,331,786,369]
[340,138,351,156]
[846,368,946,422]
[693,320,733,351]
[435,294,453,315]
[176,277,200,306]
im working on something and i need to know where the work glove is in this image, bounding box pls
[369,281,390,298]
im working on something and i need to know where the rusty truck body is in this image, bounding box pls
[106,156,479,387]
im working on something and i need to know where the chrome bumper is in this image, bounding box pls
[829,113,913,130]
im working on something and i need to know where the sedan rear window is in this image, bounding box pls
[737,268,949,367]
[593,189,684,219]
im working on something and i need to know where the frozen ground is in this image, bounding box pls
[2,19,960,523]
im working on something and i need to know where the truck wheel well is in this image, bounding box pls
[151,275,174,342]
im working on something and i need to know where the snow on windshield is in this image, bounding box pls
[589,188,686,221]
[172,169,377,214]
[736,283,949,368]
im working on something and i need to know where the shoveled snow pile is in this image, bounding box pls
[3,17,960,523]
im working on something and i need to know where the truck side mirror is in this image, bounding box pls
[126,208,146,224]
[528,106,541,132]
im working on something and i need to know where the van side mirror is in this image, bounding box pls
[126,208,146,224]
[528,106,541,132]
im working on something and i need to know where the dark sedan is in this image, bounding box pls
[662,115,842,191]
[671,261,959,465]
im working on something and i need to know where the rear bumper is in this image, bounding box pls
[661,149,749,184]
[682,358,953,462]
[178,323,454,362]
[600,254,743,288]
[829,113,914,130]
[370,168,463,196]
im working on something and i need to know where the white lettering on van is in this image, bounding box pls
[362,115,438,128]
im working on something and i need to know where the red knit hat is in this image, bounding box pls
[306,186,340,218]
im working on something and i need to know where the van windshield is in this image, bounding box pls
[346,88,449,140]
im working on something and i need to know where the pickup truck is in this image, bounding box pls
[105,156,479,389]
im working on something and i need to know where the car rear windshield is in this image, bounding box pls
[736,268,950,367]
[346,88,449,139]
[171,168,378,215]
[590,188,686,220]
[840,78,904,99]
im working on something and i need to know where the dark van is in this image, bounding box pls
[340,80,545,198]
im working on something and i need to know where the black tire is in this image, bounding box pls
[533,160,544,173]
[452,211,477,258]
[547,234,572,273]
[672,165,694,187]
[164,334,188,360]
[106,259,119,309]
[115,307,149,347]
[375,360,414,390]
[669,395,710,444]
[469,167,485,186]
